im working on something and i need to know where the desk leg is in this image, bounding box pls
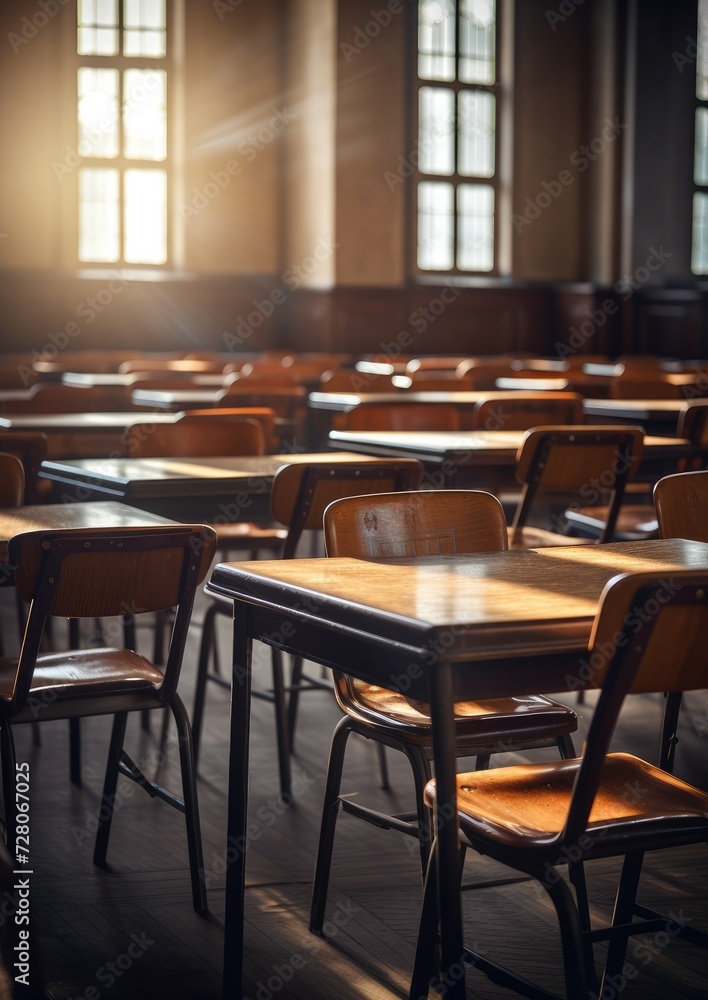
[223,602,252,1000]
[429,661,466,1000]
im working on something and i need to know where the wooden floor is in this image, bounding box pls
[1,586,707,1000]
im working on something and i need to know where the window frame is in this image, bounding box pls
[70,0,175,271]
[411,0,502,279]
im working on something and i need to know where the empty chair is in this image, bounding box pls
[192,458,425,795]
[122,416,265,458]
[610,373,683,399]
[179,407,280,451]
[470,392,584,430]
[319,370,397,393]
[310,490,577,935]
[4,384,132,414]
[509,425,645,547]
[410,568,708,1000]
[655,468,708,542]
[677,398,708,457]
[3,525,216,914]
[0,453,24,507]
[0,432,48,504]
[343,402,461,432]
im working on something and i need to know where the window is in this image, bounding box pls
[693,0,708,273]
[75,0,170,266]
[415,0,499,275]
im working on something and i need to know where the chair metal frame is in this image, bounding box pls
[192,459,425,796]
[409,569,708,1000]
[4,525,215,915]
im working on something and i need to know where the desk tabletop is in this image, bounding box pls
[583,398,686,421]
[328,428,692,463]
[0,500,175,562]
[0,411,178,430]
[208,538,708,663]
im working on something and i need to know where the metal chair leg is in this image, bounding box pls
[376,742,390,789]
[192,601,219,768]
[601,851,645,991]
[93,712,129,868]
[271,648,291,797]
[287,655,304,753]
[310,717,352,934]
[170,694,208,917]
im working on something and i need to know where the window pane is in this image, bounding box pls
[696,108,708,185]
[419,87,455,175]
[123,69,167,160]
[693,193,708,274]
[459,0,495,84]
[124,0,166,57]
[418,181,454,270]
[458,90,495,176]
[79,168,120,263]
[124,169,167,264]
[77,0,118,56]
[419,0,456,81]
[77,68,119,159]
[699,0,708,99]
[458,183,494,271]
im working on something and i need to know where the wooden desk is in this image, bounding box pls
[0,412,178,458]
[62,372,225,389]
[207,538,708,999]
[328,428,694,491]
[38,452,387,521]
[583,398,684,434]
[0,500,174,564]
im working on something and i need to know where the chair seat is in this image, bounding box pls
[210,521,287,549]
[425,752,708,859]
[347,682,577,744]
[0,648,164,704]
[564,504,659,539]
[509,526,594,549]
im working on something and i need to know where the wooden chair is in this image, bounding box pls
[310,490,578,935]
[192,459,425,795]
[3,525,216,915]
[122,416,265,459]
[510,425,646,548]
[0,453,24,507]
[677,398,708,455]
[179,407,280,451]
[655,468,708,542]
[0,433,48,504]
[410,568,708,1000]
[4,384,133,414]
[610,374,683,399]
[319,370,397,393]
[343,403,461,432]
[470,392,584,430]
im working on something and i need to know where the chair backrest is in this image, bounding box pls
[179,407,278,451]
[343,403,461,432]
[654,469,708,541]
[0,432,47,503]
[319,371,397,393]
[324,489,508,558]
[123,417,264,458]
[5,384,132,414]
[512,425,645,543]
[218,385,307,420]
[269,459,425,558]
[559,568,708,846]
[610,374,682,399]
[0,453,25,507]
[324,490,508,712]
[677,399,708,446]
[470,392,584,431]
[8,525,216,713]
